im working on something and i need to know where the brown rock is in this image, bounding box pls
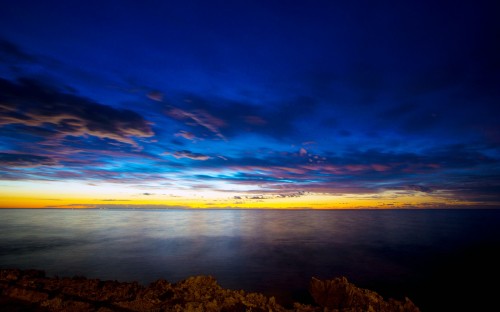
[3,286,49,303]
[40,296,93,312]
[309,276,420,312]
[1,268,21,281]
[0,269,421,312]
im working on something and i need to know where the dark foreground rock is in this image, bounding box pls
[0,269,420,312]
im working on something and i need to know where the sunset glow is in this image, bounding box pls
[0,1,498,209]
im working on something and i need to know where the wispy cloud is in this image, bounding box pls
[166,144,499,201]
[0,77,154,146]
[162,94,318,141]
[146,90,164,102]
[0,38,38,63]
[0,152,57,167]
[167,107,226,140]
[174,130,198,141]
[166,150,210,161]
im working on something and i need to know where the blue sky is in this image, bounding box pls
[0,0,499,208]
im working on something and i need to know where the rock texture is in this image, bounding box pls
[0,269,420,312]
[309,277,420,312]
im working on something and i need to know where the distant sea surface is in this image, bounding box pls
[1,209,499,311]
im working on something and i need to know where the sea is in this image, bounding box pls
[1,209,499,311]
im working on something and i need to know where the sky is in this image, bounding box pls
[0,0,499,209]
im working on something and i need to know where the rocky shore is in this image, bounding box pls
[0,269,420,311]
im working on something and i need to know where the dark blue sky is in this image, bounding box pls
[0,0,499,208]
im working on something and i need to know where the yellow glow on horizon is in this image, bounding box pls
[0,180,480,209]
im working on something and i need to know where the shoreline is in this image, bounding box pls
[0,268,419,311]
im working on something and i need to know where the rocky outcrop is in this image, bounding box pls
[309,277,420,312]
[0,269,420,312]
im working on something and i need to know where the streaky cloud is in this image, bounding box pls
[0,77,154,146]
[0,152,56,167]
[166,150,210,161]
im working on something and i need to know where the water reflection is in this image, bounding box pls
[1,209,499,311]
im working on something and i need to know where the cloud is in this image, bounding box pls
[169,143,499,200]
[174,130,197,141]
[404,185,433,193]
[276,191,306,198]
[166,150,210,161]
[0,152,57,167]
[167,107,226,140]
[163,94,318,141]
[244,115,267,125]
[0,77,154,146]
[146,90,163,102]
[0,38,37,63]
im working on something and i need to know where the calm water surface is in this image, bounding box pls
[1,209,499,311]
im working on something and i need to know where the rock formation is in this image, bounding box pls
[0,269,420,311]
[309,277,420,312]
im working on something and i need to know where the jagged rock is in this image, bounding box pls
[2,286,49,303]
[309,276,420,312]
[0,268,420,312]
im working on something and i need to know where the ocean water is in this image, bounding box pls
[1,209,499,311]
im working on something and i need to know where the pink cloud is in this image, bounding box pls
[166,150,210,161]
[146,91,164,102]
[175,130,197,141]
[0,79,154,147]
[167,107,226,140]
[299,147,308,157]
[244,115,267,125]
[371,164,391,172]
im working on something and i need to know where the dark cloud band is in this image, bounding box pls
[0,77,154,146]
